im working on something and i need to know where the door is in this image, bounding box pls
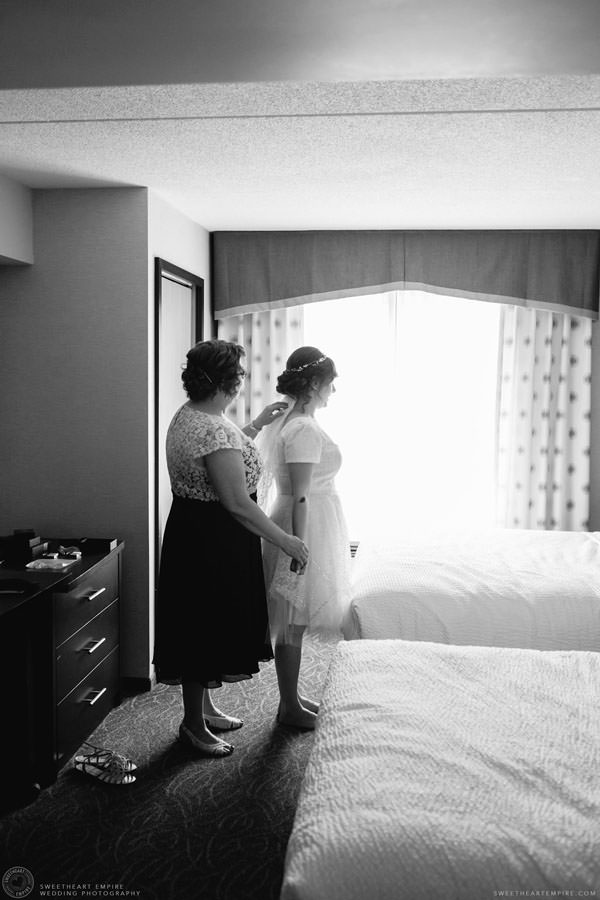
[155,260,204,566]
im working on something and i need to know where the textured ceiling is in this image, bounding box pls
[1,76,600,229]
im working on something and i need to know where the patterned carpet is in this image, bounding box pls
[0,637,337,900]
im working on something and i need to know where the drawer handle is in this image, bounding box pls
[82,687,107,705]
[80,637,106,654]
[83,587,106,602]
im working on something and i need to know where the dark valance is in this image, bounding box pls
[211,230,600,319]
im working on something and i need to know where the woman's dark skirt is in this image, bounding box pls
[153,493,273,688]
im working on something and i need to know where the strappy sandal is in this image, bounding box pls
[74,742,137,772]
[203,713,243,731]
[178,723,234,757]
[74,754,136,785]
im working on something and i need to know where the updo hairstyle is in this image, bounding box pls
[182,339,245,402]
[276,346,337,403]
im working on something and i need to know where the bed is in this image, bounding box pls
[280,639,600,900]
[344,527,600,649]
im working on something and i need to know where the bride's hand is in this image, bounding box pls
[282,534,309,568]
[253,401,289,430]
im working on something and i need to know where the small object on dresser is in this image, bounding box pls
[30,541,50,559]
[13,529,41,548]
[1,531,44,565]
[25,558,77,571]
[57,545,82,560]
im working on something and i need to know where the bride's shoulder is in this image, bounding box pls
[281,415,319,435]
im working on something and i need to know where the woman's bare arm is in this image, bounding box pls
[204,449,308,564]
[288,462,314,571]
[288,462,314,542]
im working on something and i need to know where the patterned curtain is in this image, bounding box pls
[217,308,304,427]
[496,306,592,530]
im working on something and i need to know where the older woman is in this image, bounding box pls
[153,339,308,758]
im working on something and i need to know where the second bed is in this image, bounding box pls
[344,527,600,648]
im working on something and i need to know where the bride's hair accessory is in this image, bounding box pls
[284,355,327,374]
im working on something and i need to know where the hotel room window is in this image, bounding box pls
[303,291,501,539]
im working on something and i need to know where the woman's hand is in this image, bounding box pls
[281,533,309,568]
[252,401,289,430]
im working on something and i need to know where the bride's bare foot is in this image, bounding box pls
[202,695,225,718]
[181,720,228,746]
[277,704,318,730]
[202,698,243,730]
[298,695,320,714]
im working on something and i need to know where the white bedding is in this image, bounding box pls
[281,640,600,900]
[345,527,600,649]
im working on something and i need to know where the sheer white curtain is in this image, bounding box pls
[496,307,592,530]
[219,295,592,538]
[217,308,304,427]
[304,290,501,538]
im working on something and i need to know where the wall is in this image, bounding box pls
[590,321,600,531]
[146,191,211,671]
[0,187,150,679]
[148,192,211,337]
[2,0,600,88]
[0,174,33,264]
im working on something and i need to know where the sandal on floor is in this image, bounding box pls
[203,713,243,731]
[74,742,137,772]
[178,723,234,757]
[74,756,136,785]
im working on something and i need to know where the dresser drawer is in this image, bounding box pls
[56,645,119,768]
[54,554,119,646]
[55,599,119,704]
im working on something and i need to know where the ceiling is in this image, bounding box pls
[1,2,600,230]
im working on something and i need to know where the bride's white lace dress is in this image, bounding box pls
[262,415,352,641]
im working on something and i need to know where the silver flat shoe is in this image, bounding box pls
[203,713,243,731]
[178,723,234,757]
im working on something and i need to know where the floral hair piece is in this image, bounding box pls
[284,355,327,374]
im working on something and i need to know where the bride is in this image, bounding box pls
[259,346,352,729]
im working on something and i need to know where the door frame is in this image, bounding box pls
[154,258,204,584]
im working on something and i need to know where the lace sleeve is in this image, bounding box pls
[195,417,243,456]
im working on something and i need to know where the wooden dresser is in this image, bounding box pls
[0,541,124,811]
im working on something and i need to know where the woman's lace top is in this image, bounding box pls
[166,405,262,501]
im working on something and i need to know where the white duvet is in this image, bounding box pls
[281,640,600,900]
[345,527,600,649]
